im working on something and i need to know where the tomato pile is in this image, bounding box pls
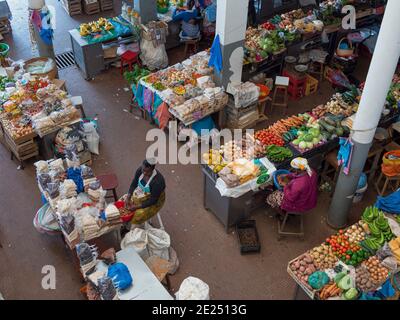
[261,22,276,30]
[326,230,370,266]
[255,129,285,146]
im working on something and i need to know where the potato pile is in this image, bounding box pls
[355,266,376,292]
[344,223,366,243]
[289,253,317,289]
[362,256,389,285]
[309,244,338,269]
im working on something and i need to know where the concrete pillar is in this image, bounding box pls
[134,0,157,24]
[327,0,400,228]
[214,0,248,92]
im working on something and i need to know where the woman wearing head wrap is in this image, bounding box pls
[267,157,318,213]
[124,158,166,225]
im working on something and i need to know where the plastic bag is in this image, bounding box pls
[120,228,150,260]
[38,173,52,190]
[107,262,133,291]
[155,102,170,130]
[81,165,94,179]
[176,277,210,300]
[46,182,60,199]
[34,160,49,174]
[83,122,100,155]
[140,38,168,71]
[308,271,330,290]
[168,246,180,275]
[147,227,171,261]
[98,276,118,300]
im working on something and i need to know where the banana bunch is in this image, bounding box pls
[104,21,114,31]
[97,17,107,27]
[79,23,90,36]
[203,150,226,173]
[361,207,394,251]
[88,22,101,33]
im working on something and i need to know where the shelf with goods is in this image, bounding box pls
[202,75,400,197]
[288,206,400,300]
[34,158,122,248]
[132,51,228,130]
[0,75,83,167]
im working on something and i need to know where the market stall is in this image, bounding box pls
[70,15,139,80]
[288,204,400,300]
[132,50,228,131]
[33,157,123,249]
[0,74,84,168]
[201,74,400,231]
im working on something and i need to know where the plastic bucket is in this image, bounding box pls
[353,183,368,203]
[273,169,291,190]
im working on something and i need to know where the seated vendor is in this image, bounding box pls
[173,0,202,39]
[125,158,166,225]
[267,157,318,214]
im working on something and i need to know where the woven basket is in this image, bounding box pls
[336,37,354,57]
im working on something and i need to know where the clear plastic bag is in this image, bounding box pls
[98,276,118,300]
[46,182,60,199]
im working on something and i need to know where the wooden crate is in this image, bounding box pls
[61,0,82,16]
[83,0,100,15]
[4,133,39,161]
[100,0,113,11]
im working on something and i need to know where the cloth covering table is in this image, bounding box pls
[95,247,173,300]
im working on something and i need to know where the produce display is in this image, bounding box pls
[361,207,395,251]
[288,253,317,291]
[309,244,338,269]
[361,256,389,285]
[255,129,285,147]
[0,75,15,91]
[79,18,114,37]
[123,65,150,85]
[140,52,228,125]
[288,205,400,300]
[265,145,293,163]
[0,77,80,140]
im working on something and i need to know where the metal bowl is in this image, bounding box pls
[285,56,297,64]
[295,64,308,73]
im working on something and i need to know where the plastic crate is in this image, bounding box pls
[305,74,318,96]
[236,220,261,254]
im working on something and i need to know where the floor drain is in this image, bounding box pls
[55,51,75,70]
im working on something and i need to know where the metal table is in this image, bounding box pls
[95,247,173,300]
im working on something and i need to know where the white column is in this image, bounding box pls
[328,0,400,228]
[214,0,248,91]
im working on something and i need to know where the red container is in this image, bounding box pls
[115,201,135,222]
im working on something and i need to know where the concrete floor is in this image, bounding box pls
[0,0,378,299]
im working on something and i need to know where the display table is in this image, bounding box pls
[202,165,267,233]
[95,247,173,300]
[69,28,136,80]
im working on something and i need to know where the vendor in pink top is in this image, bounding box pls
[267,158,318,213]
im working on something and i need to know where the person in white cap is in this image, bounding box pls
[124,158,166,225]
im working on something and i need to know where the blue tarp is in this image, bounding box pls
[375,189,400,214]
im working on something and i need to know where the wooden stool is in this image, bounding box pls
[375,172,400,196]
[145,255,172,290]
[120,51,140,75]
[70,96,86,118]
[271,76,289,114]
[308,61,324,90]
[183,39,200,57]
[278,211,305,240]
[321,150,340,193]
[97,174,119,202]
